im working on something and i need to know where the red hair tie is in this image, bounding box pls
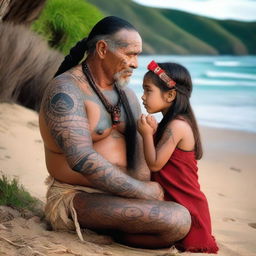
[147,60,176,88]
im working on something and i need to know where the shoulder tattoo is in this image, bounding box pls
[157,127,173,149]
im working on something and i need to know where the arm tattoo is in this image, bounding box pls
[156,127,173,149]
[42,75,148,198]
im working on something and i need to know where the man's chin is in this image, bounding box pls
[116,77,130,88]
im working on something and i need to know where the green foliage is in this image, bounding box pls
[32,0,103,54]
[0,175,38,212]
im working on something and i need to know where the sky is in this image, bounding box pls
[132,0,256,21]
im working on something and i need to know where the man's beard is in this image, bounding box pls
[114,69,133,88]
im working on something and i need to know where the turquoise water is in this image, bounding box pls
[129,55,256,133]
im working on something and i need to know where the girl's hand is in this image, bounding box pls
[146,115,158,133]
[137,114,154,136]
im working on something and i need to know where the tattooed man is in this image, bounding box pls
[39,16,191,248]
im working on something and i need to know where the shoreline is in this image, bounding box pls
[0,102,255,256]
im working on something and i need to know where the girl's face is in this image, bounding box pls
[141,77,172,115]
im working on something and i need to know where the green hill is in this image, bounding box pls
[217,19,256,54]
[160,9,248,55]
[32,0,256,55]
[86,0,256,55]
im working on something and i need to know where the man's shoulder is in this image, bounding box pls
[42,69,88,108]
[49,67,89,93]
[53,71,76,84]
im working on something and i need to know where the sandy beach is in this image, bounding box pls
[0,102,255,256]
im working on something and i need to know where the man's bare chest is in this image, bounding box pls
[84,92,126,141]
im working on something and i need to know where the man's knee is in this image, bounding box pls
[161,202,191,242]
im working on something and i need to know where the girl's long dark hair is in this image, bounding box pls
[145,62,203,160]
[53,16,137,170]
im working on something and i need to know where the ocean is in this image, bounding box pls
[129,55,256,133]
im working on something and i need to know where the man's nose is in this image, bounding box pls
[130,56,138,69]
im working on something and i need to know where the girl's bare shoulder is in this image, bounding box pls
[169,118,195,150]
[169,118,191,131]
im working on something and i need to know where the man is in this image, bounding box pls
[39,16,191,248]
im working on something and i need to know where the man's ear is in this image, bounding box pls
[167,89,176,103]
[96,40,108,59]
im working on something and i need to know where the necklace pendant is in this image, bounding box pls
[112,107,121,125]
[112,113,120,125]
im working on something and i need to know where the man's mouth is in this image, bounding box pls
[123,71,133,76]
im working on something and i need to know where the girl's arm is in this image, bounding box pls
[137,114,157,168]
[138,117,189,171]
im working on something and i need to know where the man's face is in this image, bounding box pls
[105,29,142,87]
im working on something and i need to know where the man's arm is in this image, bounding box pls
[42,75,162,200]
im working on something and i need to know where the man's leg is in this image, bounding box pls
[73,192,191,248]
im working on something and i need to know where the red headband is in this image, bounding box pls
[147,60,176,88]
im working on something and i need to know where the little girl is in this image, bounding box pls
[137,60,218,253]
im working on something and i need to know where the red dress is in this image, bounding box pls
[151,148,219,253]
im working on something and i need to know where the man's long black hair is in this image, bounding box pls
[54,16,138,170]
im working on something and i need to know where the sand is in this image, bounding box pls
[0,102,255,256]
